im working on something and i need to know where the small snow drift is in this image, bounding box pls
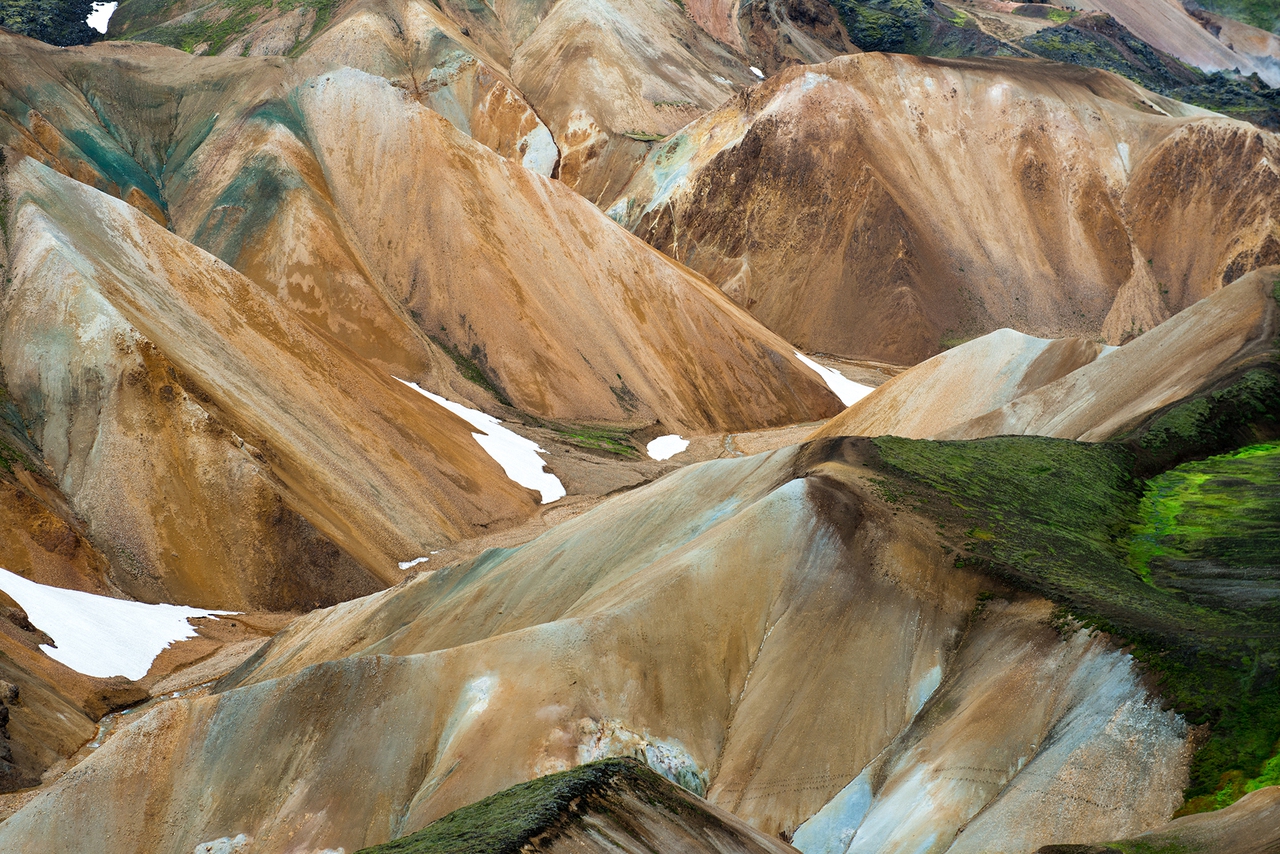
[647,435,690,460]
[398,557,430,570]
[0,569,229,680]
[86,2,116,33]
[398,380,566,503]
[794,353,874,407]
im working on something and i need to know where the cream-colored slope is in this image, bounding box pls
[939,267,1280,442]
[817,267,1279,443]
[611,53,1280,364]
[5,155,538,608]
[1060,784,1280,854]
[0,440,1189,853]
[794,598,1189,854]
[815,330,1108,440]
[295,68,840,430]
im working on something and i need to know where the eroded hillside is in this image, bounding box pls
[0,1,1278,851]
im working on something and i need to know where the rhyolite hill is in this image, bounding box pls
[0,0,1278,851]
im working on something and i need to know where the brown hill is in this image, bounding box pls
[610,53,1280,364]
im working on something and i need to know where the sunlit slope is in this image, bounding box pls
[5,155,539,608]
[818,267,1280,442]
[0,440,1190,852]
[1,33,839,433]
[611,53,1280,364]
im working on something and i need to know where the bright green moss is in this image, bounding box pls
[870,432,1280,814]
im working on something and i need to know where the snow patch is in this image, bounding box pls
[794,352,874,407]
[397,379,565,503]
[647,434,689,460]
[1117,141,1131,173]
[750,66,765,79]
[86,1,116,32]
[0,568,231,681]
[519,123,559,177]
[398,557,430,570]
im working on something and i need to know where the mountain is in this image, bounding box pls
[0,433,1197,852]
[610,53,1280,363]
[0,30,839,613]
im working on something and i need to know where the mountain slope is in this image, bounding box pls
[818,267,1279,442]
[0,437,1191,853]
[610,53,1280,363]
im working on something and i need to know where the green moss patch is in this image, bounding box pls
[869,430,1280,814]
[355,759,690,854]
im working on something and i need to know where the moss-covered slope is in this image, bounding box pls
[866,367,1280,814]
[826,1,1280,129]
[355,758,797,854]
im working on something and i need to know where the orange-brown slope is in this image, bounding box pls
[611,53,1280,364]
[5,154,540,609]
[1,34,840,433]
[294,67,841,430]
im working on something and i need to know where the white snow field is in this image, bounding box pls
[646,434,689,460]
[0,568,229,680]
[86,2,117,32]
[794,352,875,407]
[397,379,566,503]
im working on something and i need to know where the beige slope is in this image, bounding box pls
[817,267,1279,442]
[0,440,1189,853]
[937,266,1280,442]
[1041,784,1280,854]
[5,154,540,608]
[816,329,1109,440]
[610,53,1280,364]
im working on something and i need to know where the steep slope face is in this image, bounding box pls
[1,34,839,434]
[0,439,1190,853]
[610,53,1280,363]
[355,758,801,854]
[4,154,541,609]
[294,68,839,429]
[816,330,1110,440]
[818,268,1278,442]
